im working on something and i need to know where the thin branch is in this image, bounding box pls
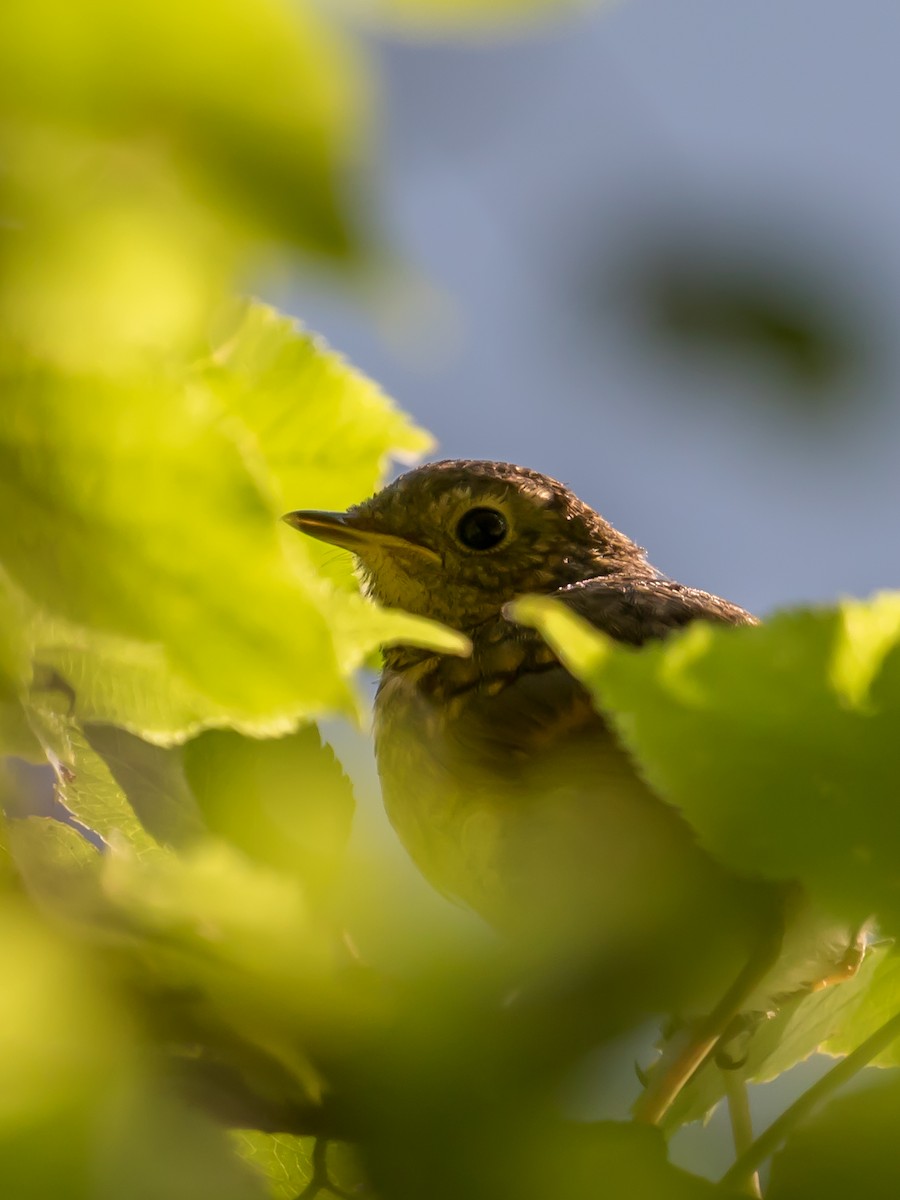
[720,1007,900,1188]
[722,1070,761,1198]
[634,901,787,1125]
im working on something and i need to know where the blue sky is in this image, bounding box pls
[289,0,900,615]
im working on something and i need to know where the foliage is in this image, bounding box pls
[3,0,900,1197]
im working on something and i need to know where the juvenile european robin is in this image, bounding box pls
[285,459,861,1122]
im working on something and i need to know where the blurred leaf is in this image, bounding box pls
[90,1083,268,1200]
[0,571,41,759]
[326,0,598,38]
[530,1122,729,1200]
[0,128,236,374]
[26,617,240,743]
[6,815,101,887]
[0,900,128,1131]
[0,891,272,1200]
[628,247,859,394]
[515,593,900,935]
[0,0,367,262]
[0,308,460,743]
[183,724,354,898]
[768,1070,900,1200]
[95,838,372,1093]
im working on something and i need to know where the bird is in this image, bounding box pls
[284,458,863,1124]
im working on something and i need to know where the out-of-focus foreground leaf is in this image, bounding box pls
[0,0,367,371]
[0,571,41,759]
[767,1070,900,1200]
[328,0,600,37]
[0,879,273,1200]
[1,304,464,745]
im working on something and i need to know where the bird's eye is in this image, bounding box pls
[456,507,508,551]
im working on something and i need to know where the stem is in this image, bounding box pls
[722,1070,761,1198]
[634,903,786,1126]
[720,1007,900,1188]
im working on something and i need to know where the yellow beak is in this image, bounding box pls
[282,510,441,564]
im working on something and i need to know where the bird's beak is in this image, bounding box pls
[282,509,441,564]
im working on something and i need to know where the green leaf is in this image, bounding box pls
[0,900,129,1129]
[232,1133,317,1199]
[661,942,893,1131]
[1,310,458,744]
[234,1133,366,1200]
[79,719,356,897]
[538,1122,731,1200]
[0,0,367,262]
[0,361,347,719]
[0,571,42,760]
[11,687,162,861]
[90,1084,268,1200]
[183,724,354,898]
[326,0,601,38]
[95,838,371,1081]
[83,725,206,849]
[823,944,900,1067]
[515,593,900,935]
[208,302,433,514]
[768,1070,900,1200]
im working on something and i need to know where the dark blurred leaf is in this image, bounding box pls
[631,249,857,393]
[768,1070,900,1200]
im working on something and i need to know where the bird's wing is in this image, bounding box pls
[554,574,757,645]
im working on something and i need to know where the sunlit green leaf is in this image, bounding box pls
[0,901,128,1129]
[0,0,367,261]
[1,309,460,745]
[234,1133,366,1200]
[662,942,893,1131]
[208,302,433,512]
[0,361,346,718]
[823,944,900,1067]
[233,1132,317,1199]
[515,593,900,934]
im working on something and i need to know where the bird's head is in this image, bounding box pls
[284,459,647,631]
